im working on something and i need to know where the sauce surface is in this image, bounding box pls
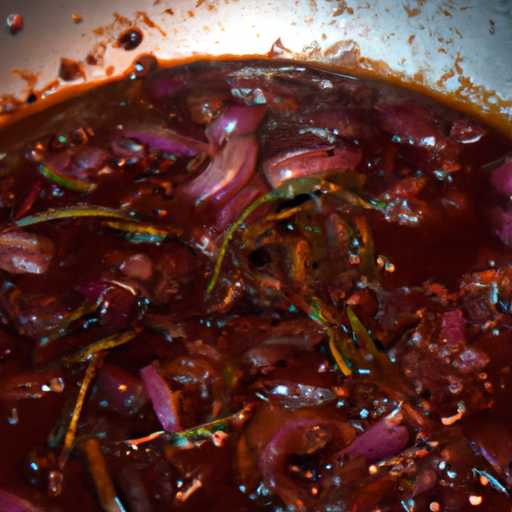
[0,59,512,512]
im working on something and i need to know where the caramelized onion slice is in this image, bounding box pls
[0,489,45,512]
[179,134,259,206]
[491,157,512,197]
[341,412,409,463]
[91,364,148,415]
[263,145,361,188]
[120,126,210,156]
[259,418,353,510]
[207,105,267,146]
[376,103,444,148]
[84,438,127,512]
[491,206,512,247]
[179,106,266,206]
[0,230,55,274]
[214,176,269,231]
[140,364,181,433]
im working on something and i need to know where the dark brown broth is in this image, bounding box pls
[0,60,511,512]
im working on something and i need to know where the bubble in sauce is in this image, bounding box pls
[132,54,158,78]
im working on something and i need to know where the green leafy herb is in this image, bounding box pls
[59,352,103,468]
[352,214,377,281]
[39,163,97,194]
[328,332,353,376]
[102,220,183,244]
[15,205,135,227]
[48,392,79,448]
[240,204,306,254]
[167,403,253,448]
[37,302,97,344]
[346,306,380,357]
[207,177,382,293]
[309,297,352,376]
[63,328,141,364]
[85,437,128,512]
[345,306,413,390]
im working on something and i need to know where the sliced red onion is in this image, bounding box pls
[0,230,55,274]
[97,286,140,330]
[490,206,512,247]
[92,364,147,415]
[376,103,444,148]
[259,418,352,509]
[241,340,313,371]
[45,151,71,175]
[341,412,409,463]
[214,175,270,231]
[143,61,245,101]
[42,150,99,187]
[304,108,376,139]
[75,280,110,303]
[185,339,223,363]
[116,465,153,512]
[263,145,361,188]
[207,105,267,146]
[186,84,232,125]
[75,280,139,330]
[0,490,45,512]
[74,147,110,170]
[177,106,267,206]
[179,134,259,206]
[140,364,181,433]
[111,138,146,160]
[143,77,186,100]
[450,118,486,143]
[491,157,512,197]
[412,468,438,497]
[380,176,427,200]
[119,253,154,281]
[13,180,42,222]
[1,288,89,343]
[120,126,210,157]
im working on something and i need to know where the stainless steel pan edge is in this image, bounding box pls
[0,0,511,125]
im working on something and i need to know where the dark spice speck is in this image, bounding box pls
[58,58,82,82]
[117,29,143,51]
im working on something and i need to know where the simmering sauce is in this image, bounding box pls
[0,59,512,512]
